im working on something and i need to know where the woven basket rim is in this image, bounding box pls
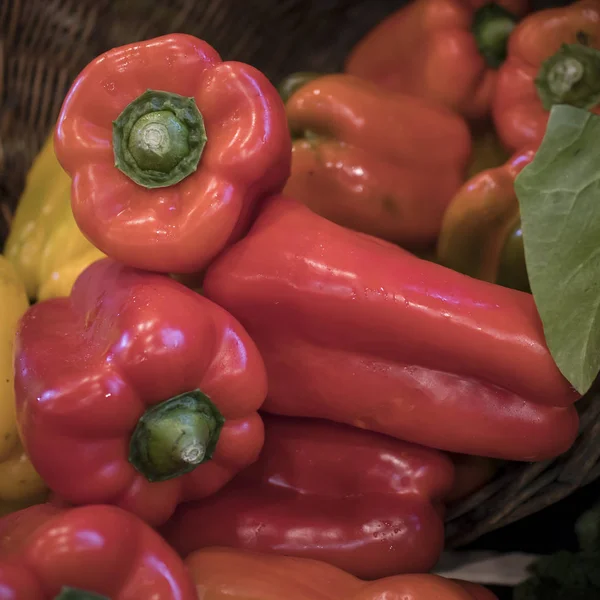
[0,0,590,547]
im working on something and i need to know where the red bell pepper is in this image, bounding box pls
[282,73,472,249]
[185,547,499,599]
[492,0,600,151]
[14,259,267,526]
[54,34,291,274]
[162,415,454,579]
[203,195,580,461]
[344,0,529,120]
[0,503,196,599]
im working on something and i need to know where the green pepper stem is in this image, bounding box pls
[128,389,225,483]
[277,72,322,104]
[471,3,519,68]
[535,43,600,110]
[278,72,324,141]
[54,587,110,600]
[113,89,207,189]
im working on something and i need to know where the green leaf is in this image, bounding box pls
[514,104,600,395]
[576,502,600,553]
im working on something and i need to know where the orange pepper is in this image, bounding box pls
[467,123,511,177]
[187,547,499,600]
[493,0,600,152]
[345,0,529,120]
[283,74,471,249]
[436,145,537,292]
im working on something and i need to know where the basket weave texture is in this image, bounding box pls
[0,0,594,548]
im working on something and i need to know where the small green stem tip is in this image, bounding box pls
[471,2,519,69]
[112,89,207,189]
[54,587,110,600]
[129,389,225,483]
[535,43,600,110]
[277,72,322,104]
[277,72,324,140]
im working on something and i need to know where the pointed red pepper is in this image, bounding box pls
[0,504,196,599]
[203,195,580,461]
[14,259,267,526]
[162,415,455,579]
[54,34,291,274]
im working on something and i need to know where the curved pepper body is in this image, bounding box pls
[437,145,536,291]
[54,34,291,274]
[4,134,102,300]
[467,125,511,177]
[14,259,267,526]
[203,196,580,461]
[0,256,47,510]
[283,74,471,249]
[493,0,600,152]
[163,415,454,579]
[186,547,498,599]
[345,0,529,120]
[0,503,196,599]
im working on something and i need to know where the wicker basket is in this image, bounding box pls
[1,0,596,548]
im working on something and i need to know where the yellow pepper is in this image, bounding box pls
[37,203,105,301]
[0,256,48,511]
[4,132,104,300]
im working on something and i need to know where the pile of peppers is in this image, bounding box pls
[0,0,596,594]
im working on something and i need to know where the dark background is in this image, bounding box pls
[464,477,600,599]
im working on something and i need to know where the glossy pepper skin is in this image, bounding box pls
[0,256,48,514]
[54,34,291,274]
[467,124,511,177]
[14,259,267,526]
[163,415,454,579]
[4,134,103,301]
[203,196,580,461]
[345,0,529,120]
[436,145,537,292]
[0,503,196,599]
[282,74,471,249]
[493,0,600,152]
[186,547,499,600]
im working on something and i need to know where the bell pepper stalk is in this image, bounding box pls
[436,144,538,292]
[162,415,454,579]
[472,3,522,68]
[493,0,600,152]
[54,34,291,274]
[185,547,499,600]
[344,0,529,120]
[203,195,580,461]
[14,258,267,526]
[277,71,322,105]
[0,256,48,511]
[536,43,600,110]
[0,503,196,599]
[282,73,472,250]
